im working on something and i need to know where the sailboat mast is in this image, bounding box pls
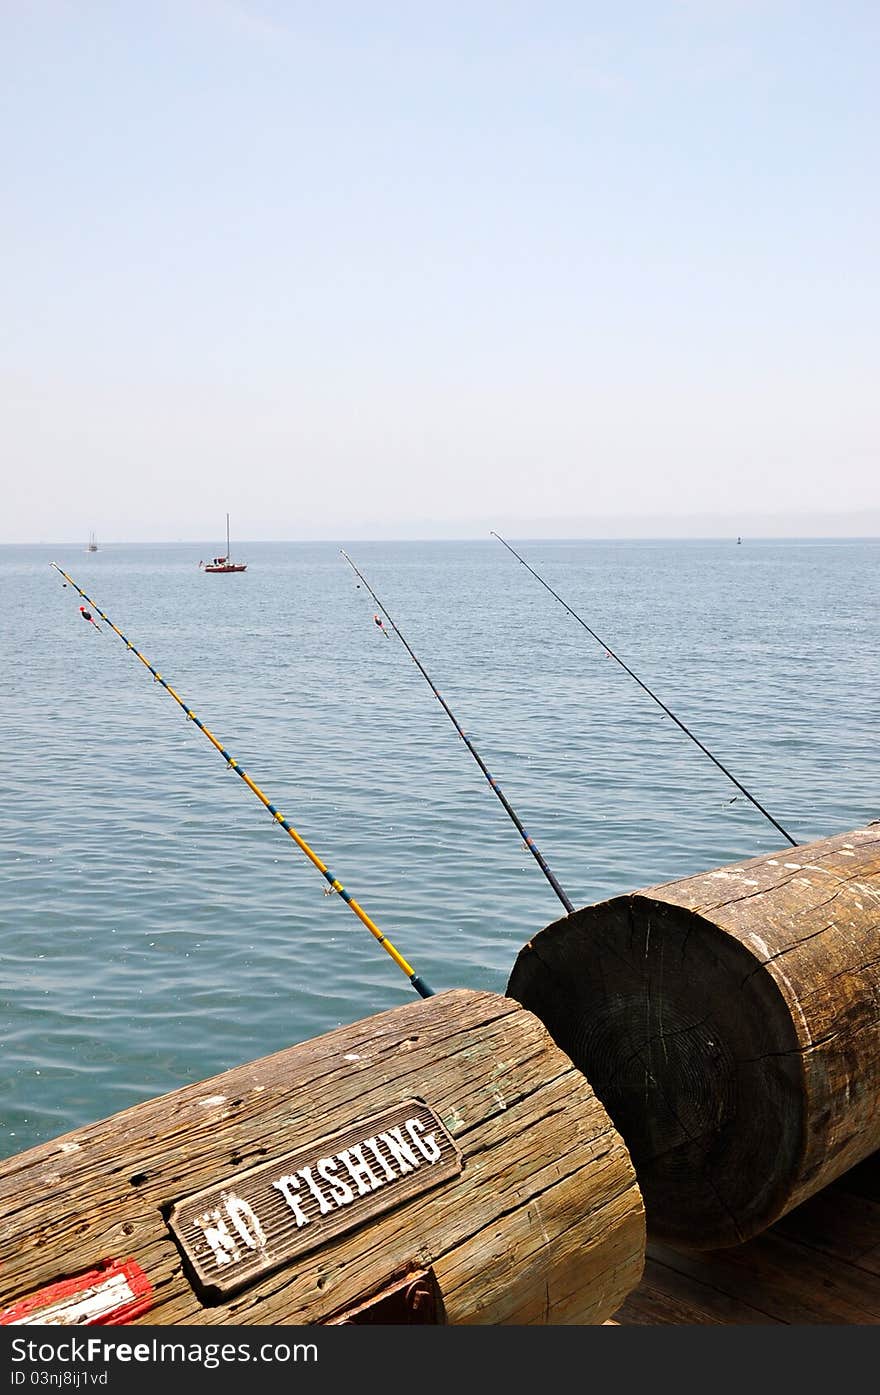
[226,513,230,559]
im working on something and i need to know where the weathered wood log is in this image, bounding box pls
[507,823,880,1250]
[0,989,644,1326]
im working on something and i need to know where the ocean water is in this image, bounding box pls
[1,537,877,1161]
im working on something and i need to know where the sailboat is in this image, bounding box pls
[87,531,98,553]
[200,514,247,573]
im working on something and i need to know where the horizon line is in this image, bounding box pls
[5,533,879,549]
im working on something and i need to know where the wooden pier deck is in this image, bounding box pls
[608,1150,880,1325]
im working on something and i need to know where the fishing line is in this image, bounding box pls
[341,549,576,914]
[50,561,434,998]
[490,532,799,848]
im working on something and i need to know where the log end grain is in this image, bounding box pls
[508,825,880,1250]
[508,897,805,1248]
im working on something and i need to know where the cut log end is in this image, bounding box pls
[508,896,806,1249]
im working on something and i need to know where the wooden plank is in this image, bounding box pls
[649,1232,880,1325]
[610,1256,783,1325]
[607,1164,880,1326]
[775,1183,880,1277]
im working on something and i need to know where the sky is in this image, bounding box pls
[3,1,878,543]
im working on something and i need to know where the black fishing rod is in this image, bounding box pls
[341,549,576,914]
[51,561,435,999]
[490,532,799,848]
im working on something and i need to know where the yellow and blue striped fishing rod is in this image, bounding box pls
[50,561,434,999]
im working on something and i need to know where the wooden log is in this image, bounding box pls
[507,823,880,1250]
[0,989,644,1326]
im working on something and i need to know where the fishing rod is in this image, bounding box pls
[490,532,799,848]
[50,561,434,999]
[340,549,576,914]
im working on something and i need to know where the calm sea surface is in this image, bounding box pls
[1,538,877,1160]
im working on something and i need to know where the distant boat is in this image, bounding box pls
[200,515,247,573]
[87,531,98,553]
[737,536,742,545]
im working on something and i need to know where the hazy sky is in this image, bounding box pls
[3,2,878,543]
